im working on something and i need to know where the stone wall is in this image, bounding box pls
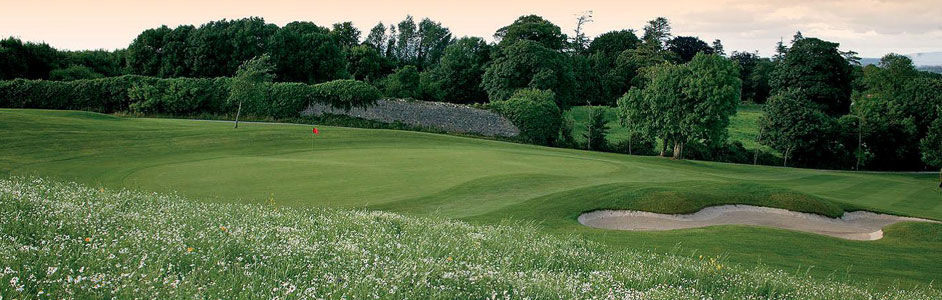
[302,99,519,137]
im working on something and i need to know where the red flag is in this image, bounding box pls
[312,127,319,135]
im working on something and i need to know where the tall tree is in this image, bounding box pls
[268,21,348,84]
[921,112,942,187]
[731,51,772,103]
[759,89,837,167]
[770,37,853,116]
[395,15,418,64]
[587,30,640,57]
[570,11,593,53]
[855,54,942,170]
[364,22,388,54]
[127,26,171,76]
[584,106,609,150]
[641,17,671,50]
[481,40,575,106]
[667,36,713,62]
[495,15,568,51]
[415,18,453,70]
[230,55,275,128]
[158,25,194,77]
[331,22,362,49]
[423,37,492,103]
[711,39,725,56]
[347,44,386,82]
[380,65,420,99]
[613,46,676,88]
[617,53,740,158]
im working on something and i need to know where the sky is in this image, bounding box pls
[1,0,940,57]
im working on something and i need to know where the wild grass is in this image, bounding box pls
[1,177,937,299]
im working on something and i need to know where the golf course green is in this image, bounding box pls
[2,109,940,289]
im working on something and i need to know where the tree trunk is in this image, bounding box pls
[672,141,684,160]
[659,137,668,157]
[234,100,243,129]
[783,147,791,167]
[753,128,762,165]
[628,133,633,155]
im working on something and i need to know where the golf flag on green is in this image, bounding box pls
[313,127,319,135]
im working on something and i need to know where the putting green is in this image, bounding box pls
[1,109,940,289]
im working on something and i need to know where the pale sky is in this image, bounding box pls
[1,0,940,57]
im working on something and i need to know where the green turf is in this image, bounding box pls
[568,104,780,155]
[7,177,936,299]
[1,109,941,289]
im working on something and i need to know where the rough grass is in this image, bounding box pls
[1,109,941,289]
[1,177,938,299]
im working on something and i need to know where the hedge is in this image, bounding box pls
[0,76,380,119]
[0,75,157,113]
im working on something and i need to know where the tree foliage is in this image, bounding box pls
[759,89,839,167]
[921,113,942,179]
[617,54,740,158]
[229,55,275,121]
[730,51,772,103]
[667,36,713,63]
[269,21,348,84]
[854,54,942,170]
[770,37,853,116]
[495,15,567,51]
[380,65,420,99]
[490,89,562,145]
[423,37,492,103]
[481,40,575,107]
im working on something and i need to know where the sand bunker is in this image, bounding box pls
[578,205,938,240]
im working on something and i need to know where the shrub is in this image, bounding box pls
[0,75,157,113]
[490,89,561,145]
[311,79,381,110]
[0,76,379,118]
[128,77,230,115]
[379,65,420,99]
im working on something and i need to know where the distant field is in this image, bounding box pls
[1,109,940,289]
[568,104,780,155]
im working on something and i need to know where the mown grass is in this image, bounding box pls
[1,109,941,289]
[1,177,938,299]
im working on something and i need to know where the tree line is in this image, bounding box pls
[1,14,940,175]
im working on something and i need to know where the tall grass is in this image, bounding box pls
[0,177,936,299]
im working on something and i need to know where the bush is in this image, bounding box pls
[311,79,380,110]
[0,77,380,118]
[0,75,157,113]
[379,66,420,99]
[128,77,230,115]
[49,65,104,81]
[490,89,561,145]
[608,135,658,156]
[684,141,780,165]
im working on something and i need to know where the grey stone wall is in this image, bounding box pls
[302,99,519,137]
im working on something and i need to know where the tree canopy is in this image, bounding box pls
[770,37,853,116]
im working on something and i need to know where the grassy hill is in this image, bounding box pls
[4,177,936,299]
[1,109,941,289]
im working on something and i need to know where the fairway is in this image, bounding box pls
[2,109,941,288]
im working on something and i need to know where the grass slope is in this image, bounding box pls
[2,177,937,299]
[1,109,941,289]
